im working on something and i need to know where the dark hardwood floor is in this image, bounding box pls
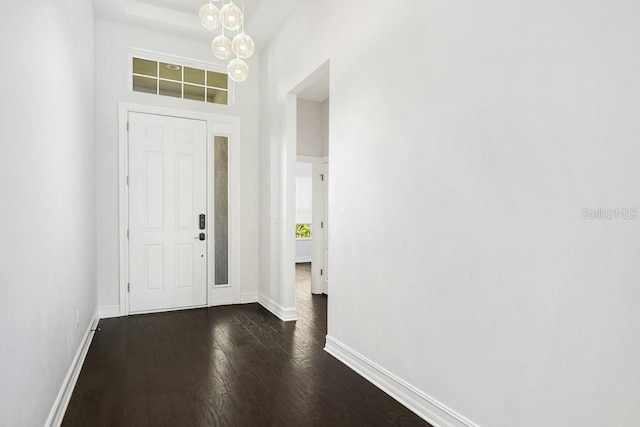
[63,263,431,426]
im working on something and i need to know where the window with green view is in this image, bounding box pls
[295,224,311,239]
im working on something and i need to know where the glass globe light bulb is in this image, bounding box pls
[228,58,249,82]
[220,2,243,31]
[211,35,232,60]
[232,33,255,59]
[199,3,220,30]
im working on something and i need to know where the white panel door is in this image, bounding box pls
[322,160,329,295]
[128,112,207,313]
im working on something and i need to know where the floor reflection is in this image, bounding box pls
[63,264,431,426]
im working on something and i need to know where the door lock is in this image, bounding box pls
[195,233,205,241]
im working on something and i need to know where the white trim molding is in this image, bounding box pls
[127,48,234,105]
[99,305,121,319]
[324,336,478,427]
[258,293,298,321]
[45,311,100,427]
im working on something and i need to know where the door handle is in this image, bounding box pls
[195,233,205,241]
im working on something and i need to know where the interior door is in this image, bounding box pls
[322,160,329,294]
[128,112,208,313]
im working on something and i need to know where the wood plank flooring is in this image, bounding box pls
[63,263,431,426]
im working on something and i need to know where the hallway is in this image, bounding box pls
[62,269,431,426]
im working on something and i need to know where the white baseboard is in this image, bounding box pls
[295,257,312,263]
[98,305,121,319]
[240,292,259,304]
[324,336,477,427]
[45,311,100,427]
[258,293,298,321]
[209,299,234,307]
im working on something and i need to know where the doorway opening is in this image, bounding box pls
[291,63,330,312]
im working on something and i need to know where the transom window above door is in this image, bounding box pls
[132,56,229,105]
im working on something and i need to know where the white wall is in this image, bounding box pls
[259,1,640,426]
[0,1,97,425]
[296,162,313,223]
[321,99,329,157]
[296,162,313,263]
[295,239,312,263]
[297,99,325,157]
[95,20,261,311]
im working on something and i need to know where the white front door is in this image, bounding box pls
[128,112,208,313]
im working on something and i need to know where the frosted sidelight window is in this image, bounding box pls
[214,136,229,285]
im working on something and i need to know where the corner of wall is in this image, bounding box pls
[45,310,100,427]
[98,305,121,319]
[258,293,298,321]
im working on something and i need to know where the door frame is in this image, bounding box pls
[118,103,241,316]
[281,60,330,317]
[320,156,329,295]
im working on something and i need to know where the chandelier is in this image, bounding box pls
[199,0,254,83]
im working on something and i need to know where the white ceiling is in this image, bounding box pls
[94,0,303,49]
